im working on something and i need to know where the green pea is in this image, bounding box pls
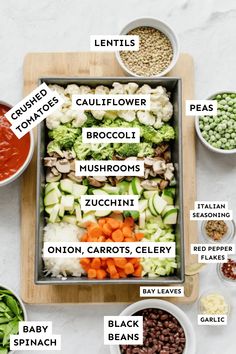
[203,117,209,123]
[221,138,227,143]
[231,94,236,98]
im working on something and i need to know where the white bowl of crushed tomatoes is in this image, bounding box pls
[0,101,34,187]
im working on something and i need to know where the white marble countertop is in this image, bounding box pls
[0,0,236,353]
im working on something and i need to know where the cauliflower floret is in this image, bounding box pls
[95,85,109,94]
[137,111,156,126]
[70,111,87,127]
[151,86,167,95]
[162,102,173,122]
[117,110,136,122]
[153,117,164,129]
[91,110,106,120]
[110,82,125,94]
[79,85,92,94]
[136,84,152,94]
[49,84,65,95]
[46,111,64,130]
[64,84,80,96]
[124,83,139,94]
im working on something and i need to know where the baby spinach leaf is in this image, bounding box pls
[5,296,20,317]
[2,320,19,346]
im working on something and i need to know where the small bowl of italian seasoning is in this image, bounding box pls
[116,18,179,77]
[201,220,235,244]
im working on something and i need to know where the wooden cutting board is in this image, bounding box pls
[21,52,198,304]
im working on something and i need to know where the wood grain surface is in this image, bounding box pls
[21,52,198,304]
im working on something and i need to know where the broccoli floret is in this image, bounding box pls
[114,142,154,157]
[47,140,63,156]
[138,143,154,157]
[159,124,175,141]
[140,124,175,144]
[83,112,98,127]
[91,144,114,160]
[114,143,140,157]
[49,125,79,149]
[73,136,91,160]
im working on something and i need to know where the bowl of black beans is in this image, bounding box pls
[110,299,196,354]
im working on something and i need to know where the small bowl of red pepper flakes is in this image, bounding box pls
[217,256,236,285]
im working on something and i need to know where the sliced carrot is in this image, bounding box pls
[122,226,132,238]
[133,265,142,277]
[114,258,127,269]
[124,262,134,275]
[98,218,106,226]
[135,232,144,241]
[88,268,97,279]
[112,229,124,242]
[129,258,138,265]
[88,226,103,238]
[91,258,101,270]
[103,223,113,237]
[80,258,90,266]
[98,235,106,242]
[81,233,88,242]
[110,272,120,279]
[97,269,107,279]
[124,237,135,242]
[107,218,121,230]
[118,269,127,278]
[105,238,113,242]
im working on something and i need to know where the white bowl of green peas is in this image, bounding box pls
[195,91,236,154]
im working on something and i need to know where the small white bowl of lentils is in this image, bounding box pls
[116,17,180,77]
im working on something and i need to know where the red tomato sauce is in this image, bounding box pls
[0,104,31,182]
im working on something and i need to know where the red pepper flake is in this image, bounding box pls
[221,259,236,280]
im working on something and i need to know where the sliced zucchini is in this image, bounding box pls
[102,184,120,194]
[75,204,82,222]
[60,179,74,194]
[58,205,65,218]
[44,189,59,206]
[162,190,174,205]
[117,181,130,195]
[131,177,143,196]
[45,182,59,195]
[45,205,54,215]
[148,194,158,216]
[153,194,167,214]
[49,204,60,223]
[138,199,148,212]
[143,191,157,199]
[139,212,146,229]
[163,208,178,224]
[95,210,111,217]
[73,184,88,199]
[61,195,74,211]
[62,215,77,225]
[79,213,97,227]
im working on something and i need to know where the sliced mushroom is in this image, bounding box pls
[155,143,169,157]
[55,159,70,173]
[70,160,75,171]
[46,170,62,182]
[51,166,61,176]
[125,156,138,161]
[88,177,104,187]
[108,177,116,186]
[153,159,166,174]
[63,150,76,159]
[67,172,83,183]
[93,176,107,182]
[144,168,151,179]
[144,157,155,167]
[141,180,159,190]
[114,176,124,183]
[163,150,171,162]
[44,157,57,167]
[159,179,169,190]
[164,169,174,180]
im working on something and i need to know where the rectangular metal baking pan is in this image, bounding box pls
[35,77,184,285]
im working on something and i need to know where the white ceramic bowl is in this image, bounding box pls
[0,283,27,354]
[195,91,236,154]
[115,17,180,77]
[110,299,196,354]
[0,101,34,187]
